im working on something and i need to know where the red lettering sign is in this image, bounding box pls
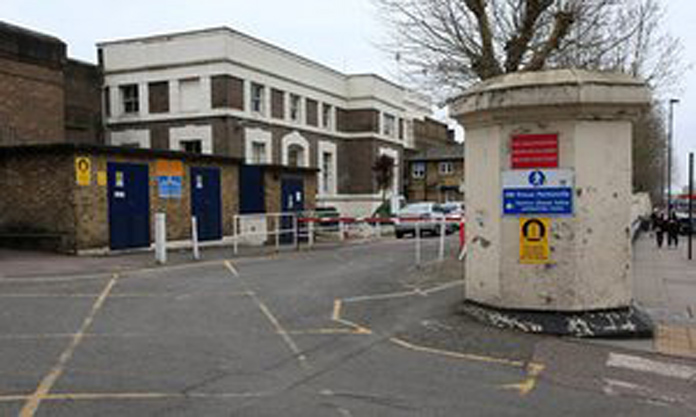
[511,134,558,169]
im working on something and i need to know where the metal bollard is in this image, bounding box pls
[155,212,167,264]
[415,221,421,267]
[376,220,382,239]
[308,220,315,247]
[293,214,299,249]
[275,217,280,252]
[233,215,239,255]
[438,220,446,262]
[339,220,345,241]
[191,216,200,261]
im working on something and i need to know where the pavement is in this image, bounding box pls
[0,234,696,415]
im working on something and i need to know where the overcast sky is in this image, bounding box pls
[4,0,695,187]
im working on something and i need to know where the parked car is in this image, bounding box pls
[441,202,465,226]
[315,206,340,231]
[394,202,456,238]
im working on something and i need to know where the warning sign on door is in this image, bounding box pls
[519,218,550,264]
[75,156,91,186]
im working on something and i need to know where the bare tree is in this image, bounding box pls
[377,0,685,99]
[373,154,395,210]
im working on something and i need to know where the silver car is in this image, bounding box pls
[394,202,455,238]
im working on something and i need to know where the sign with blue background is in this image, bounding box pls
[158,175,182,199]
[502,169,574,216]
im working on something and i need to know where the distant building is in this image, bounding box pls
[405,144,464,203]
[0,21,102,146]
[98,27,449,216]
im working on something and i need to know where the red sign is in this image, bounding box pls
[511,134,558,169]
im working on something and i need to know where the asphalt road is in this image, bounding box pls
[1,237,695,416]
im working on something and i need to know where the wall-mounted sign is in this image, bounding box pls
[75,156,91,186]
[156,160,184,177]
[511,134,558,169]
[503,169,574,216]
[97,171,107,187]
[158,176,182,199]
[520,218,550,264]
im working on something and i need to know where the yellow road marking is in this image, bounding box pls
[19,273,118,417]
[0,294,99,298]
[390,337,527,368]
[0,391,270,403]
[501,363,545,396]
[224,261,309,369]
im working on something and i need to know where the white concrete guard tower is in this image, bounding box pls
[451,69,653,337]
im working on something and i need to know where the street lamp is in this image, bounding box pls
[667,98,679,217]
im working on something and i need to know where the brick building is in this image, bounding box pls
[98,27,449,217]
[0,21,103,146]
[405,145,465,203]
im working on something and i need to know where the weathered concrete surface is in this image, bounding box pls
[452,69,650,316]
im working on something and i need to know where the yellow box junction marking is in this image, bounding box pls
[519,218,551,264]
[75,156,91,186]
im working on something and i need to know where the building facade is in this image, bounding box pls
[405,145,465,203]
[98,27,448,217]
[0,21,103,146]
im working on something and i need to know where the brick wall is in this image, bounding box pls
[0,56,65,145]
[405,158,464,203]
[211,74,244,110]
[64,59,103,144]
[336,109,380,133]
[0,150,76,250]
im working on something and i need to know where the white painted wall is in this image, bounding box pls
[110,129,151,148]
[317,140,338,196]
[169,125,213,154]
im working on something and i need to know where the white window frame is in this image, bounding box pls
[170,125,213,155]
[322,103,333,130]
[383,113,396,137]
[412,162,426,179]
[290,94,302,123]
[120,84,139,114]
[281,131,310,167]
[251,83,265,115]
[245,128,273,164]
[439,161,454,175]
[317,141,338,196]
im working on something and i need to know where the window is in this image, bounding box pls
[322,104,333,129]
[288,145,304,167]
[322,151,333,194]
[251,83,265,114]
[252,142,266,164]
[290,94,302,122]
[120,84,139,114]
[440,162,454,175]
[181,140,202,154]
[383,113,396,137]
[412,162,425,179]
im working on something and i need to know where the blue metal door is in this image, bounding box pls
[190,167,222,241]
[239,165,265,214]
[108,162,150,250]
[280,177,305,244]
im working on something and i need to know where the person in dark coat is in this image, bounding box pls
[655,213,666,248]
[667,213,680,248]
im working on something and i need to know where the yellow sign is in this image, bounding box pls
[156,159,184,176]
[97,171,107,187]
[519,218,550,264]
[75,156,91,186]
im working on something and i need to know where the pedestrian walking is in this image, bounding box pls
[655,213,665,248]
[667,213,680,248]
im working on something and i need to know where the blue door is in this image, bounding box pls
[239,165,265,214]
[108,163,150,250]
[190,167,222,241]
[280,177,305,244]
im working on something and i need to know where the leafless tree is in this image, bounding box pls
[377,0,685,99]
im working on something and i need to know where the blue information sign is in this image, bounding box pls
[158,175,182,199]
[503,187,573,216]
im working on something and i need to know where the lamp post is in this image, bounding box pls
[667,98,680,217]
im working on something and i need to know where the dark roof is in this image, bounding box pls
[408,145,464,162]
[0,20,66,68]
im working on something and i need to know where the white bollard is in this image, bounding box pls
[233,215,239,255]
[191,216,200,261]
[339,220,345,241]
[293,214,299,249]
[308,220,315,247]
[415,221,421,267]
[376,220,382,239]
[155,213,167,265]
[275,216,280,252]
[438,220,446,262]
